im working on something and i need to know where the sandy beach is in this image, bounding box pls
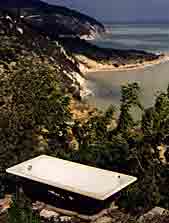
[77,54,169,74]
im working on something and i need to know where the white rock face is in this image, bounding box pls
[65,70,93,98]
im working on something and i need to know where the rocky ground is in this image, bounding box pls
[31,202,169,223]
[1,196,169,223]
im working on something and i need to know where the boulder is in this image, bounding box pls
[59,216,72,222]
[138,207,167,223]
[32,201,45,212]
[40,209,60,220]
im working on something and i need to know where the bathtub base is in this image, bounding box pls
[20,178,119,216]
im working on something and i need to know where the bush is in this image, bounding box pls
[0,56,72,196]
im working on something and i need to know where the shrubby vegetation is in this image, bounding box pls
[8,196,40,223]
[55,82,169,213]
[0,51,73,197]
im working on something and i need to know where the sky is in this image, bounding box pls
[43,0,169,22]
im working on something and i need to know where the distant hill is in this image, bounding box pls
[23,5,105,38]
[0,1,105,38]
[0,0,103,28]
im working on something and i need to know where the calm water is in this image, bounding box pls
[86,23,169,110]
[91,23,169,53]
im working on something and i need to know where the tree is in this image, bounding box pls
[117,82,143,134]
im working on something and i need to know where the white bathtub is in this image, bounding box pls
[6,155,137,200]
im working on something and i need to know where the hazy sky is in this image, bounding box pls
[43,0,169,22]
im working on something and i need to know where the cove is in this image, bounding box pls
[86,61,169,111]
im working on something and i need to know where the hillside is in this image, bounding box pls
[0,2,105,38]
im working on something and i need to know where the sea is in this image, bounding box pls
[86,23,169,112]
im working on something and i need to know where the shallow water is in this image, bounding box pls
[86,23,169,111]
[86,61,169,111]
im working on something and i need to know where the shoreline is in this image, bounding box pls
[78,54,169,74]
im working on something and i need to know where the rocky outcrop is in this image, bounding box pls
[31,200,121,223]
[1,195,169,223]
[33,203,169,223]
[138,207,169,223]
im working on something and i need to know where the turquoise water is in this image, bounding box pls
[86,24,169,110]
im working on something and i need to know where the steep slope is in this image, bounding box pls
[0,15,91,98]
